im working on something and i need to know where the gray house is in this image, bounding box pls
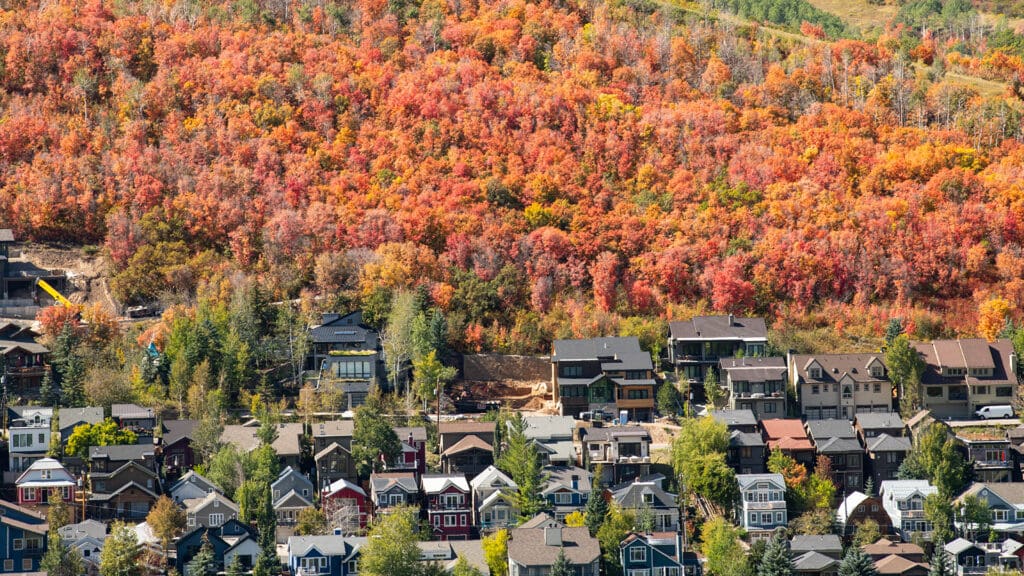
[272,467,315,525]
[727,430,767,475]
[169,471,222,504]
[719,357,787,418]
[508,515,600,576]
[370,472,419,514]
[185,492,239,529]
[866,434,912,485]
[609,479,679,531]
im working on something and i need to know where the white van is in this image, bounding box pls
[976,405,1015,419]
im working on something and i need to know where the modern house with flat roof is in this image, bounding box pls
[668,315,768,386]
[552,337,656,422]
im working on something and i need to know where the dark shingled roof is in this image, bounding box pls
[669,315,767,340]
[551,337,653,372]
[712,409,758,428]
[720,357,787,382]
[806,419,857,442]
[792,354,889,385]
[913,338,1017,387]
[508,521,600,567]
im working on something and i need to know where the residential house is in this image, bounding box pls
[392,426,428,475]
[866,434,913,485]
[944,538,1021,575]
[184,491,239,529]
[15,458,75,511]
[955,483,1024,534]
[790,353,893,420]
[0,322,49,395]
[57,407,104,439]
[273,467,315,527]
[287,535,365,576]
[619,531,702,576]
[111,403,155,434]
[957,431,1015,483]
[417,539,491,574]
[508,515,600,576]
[761,419,815,468]
[158,419,198,480]
[471,466,518,531]
[880,480,938,541]
[610,479,679,532]
[727,430,767,475]
[791,535,843,576]
[370,472,419,515]
[322,478,370,534]
[88,444,158,474]
[913,338,1019,419]
[668,315,768,387]
[551,336,656,421]
[711,409,759,434]
[312,420,355,454]
[579,426,651,484]
[58,519,107,543]
[806,419,864,493]
[864,539,929,575]
[542,466,592,521]
[70,535,105,576]
[308,311,383,406]
[0,499,48,573]
[855,413,907,442]
[316,443,358,488]
[221,421,305,471]
[176,519,259,575]
[169,471,222,504]
[524,416,576,466]
[6,406,52,484]
[719,357,788,418]
[905,411,945,444]
[88,460,161,521]
[737,473,788,540]
[439,421,495,478]
[422,474,472,540]
[836,492,895,539]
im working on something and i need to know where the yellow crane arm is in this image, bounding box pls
[36,278,73,308]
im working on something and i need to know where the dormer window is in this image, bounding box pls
[809,367,822,379]
[642,493,654,504]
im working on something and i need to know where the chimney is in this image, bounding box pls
[728,314,734,326]
[544,527,562,547]
[571,475,579,490]
[408,432,415,446]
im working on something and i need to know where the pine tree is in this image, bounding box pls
[226,555,246,576]
[929,541,953,576]
[496,411,547,520]
[757,530,794,576]
[41,534,83,576]
[585,470,608,536]
[838,546,879,576]
[550,548,571,576]
[187,534,217,576]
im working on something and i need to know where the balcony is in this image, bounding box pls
[745,501,786,510]
[974,459,1013,469]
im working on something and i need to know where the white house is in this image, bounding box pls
[880,480,938,541]
[470,466,518,531]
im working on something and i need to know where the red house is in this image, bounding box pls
[393,426,427,476]
[15,458,76,510]
[421,474,471,540]
[321,478,369,533]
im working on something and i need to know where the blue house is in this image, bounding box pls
[175,519,258,575]
[287,535,366,576]
[620,532,702,576]
[0,499,48,573]
[541,466,592,521]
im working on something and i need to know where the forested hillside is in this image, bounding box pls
[3,0,1024,351]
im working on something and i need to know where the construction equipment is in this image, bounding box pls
[34,278,73,308]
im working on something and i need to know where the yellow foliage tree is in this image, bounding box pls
[978,296,1013,341]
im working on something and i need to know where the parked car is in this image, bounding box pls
[976,405,1015,419]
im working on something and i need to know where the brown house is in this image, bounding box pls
[315,442,357,486]
[439,422,495,478]
[912,338,1019,419]
[864,539,928,576]
[0,323,48,396]
[837,492,895,540]
[88,461,160,521]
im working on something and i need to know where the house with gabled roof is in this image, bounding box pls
[439,421,495,477]
[855,413,907,442]
[836,492,895,539]
[943,538,1021,575]
[913,338,1019,419]
[524,416,576,466]
[508,514,600,576]
[0,499,48,573]
[307,311,383,405]
[620,531,702,576]
[15,457,75,510]
[58,519,107,543]
[287,534,366,576]
[88,443,157,474]
[70,535,105,575]
[955,482,1024,535]
[58,407,104,439]
[866,434,912,485]
[727,430,767,475]
[322,478,369,534]
[0,320,49,396]
[791,534,843,576]
[668,315,768,387]
[719,356,787,418]
[737,473,787,540]
[864,538,930,576]
[712,409,759,434]
[185,491,239,529]
[273,467,315,527]
[542,466,592,521]
[392,426,427,475]
[956,429,1015,483]
[6,406,53,484]
[157,419,198,480]
[169,470,222,504]
[806,419,864,493]
[88,460,161,521]
[471,465,518,531]
[579,426,651,484]
[789,353,893,421]
[610,479,679,532]
[761,419,815,468]
[370,471,419,515]
[552,336,656,421]
[221,421,304,471]
[422,474,471,540]
[176,519,259,575]
[879,480,937,541]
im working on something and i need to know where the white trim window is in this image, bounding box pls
[209,513,225,526]
[554,492,572,505]
[630,547,647,562]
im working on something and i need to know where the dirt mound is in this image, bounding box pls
[462,353,550,381]
[16,244,117,314]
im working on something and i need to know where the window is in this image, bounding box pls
[3,560,12,571]
[444,514,456,527]
[874,384,881,393]
[871,367,883,378]
[209,513,224,526]
[993,509,1009,522]
[22,487,36,502]
[40,470,50,480]
[627,389,649,400]
[809,367,822,379]
[554,492,572,505]
[765,403,777,413]
[442,494,462,508]
[997,387,1013,397]
[188,515,196,527]
[976,386,990,395]
[274,490,280,500]
[1017,510,1024,520]
[13,538,24,550]
[927,387,943,398]
[842,386,852,399]
[563,365,583,378]
[630,571,650,576]
[775,512,783,522]
[812,385,819,394]
[630,547,647,562]
[389,493,404,505]
[21,559,31,571]
[433,515,441,527]
[750,513,757,523]
[761,513,772,525]
[871,504,879,512]
[348,560,359,574]
[626,370,647,380]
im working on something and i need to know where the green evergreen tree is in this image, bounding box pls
[757,530,794,576]
[657,382,683,418]
[496,411,548,520]
[584,472,608,536]
[550,548,571,576]
[41,534,83,576]
[187,534,218,576]
[226,554,246,576]
[884,318,903,347]
[838,546,879,576]
[929,541,953,576]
